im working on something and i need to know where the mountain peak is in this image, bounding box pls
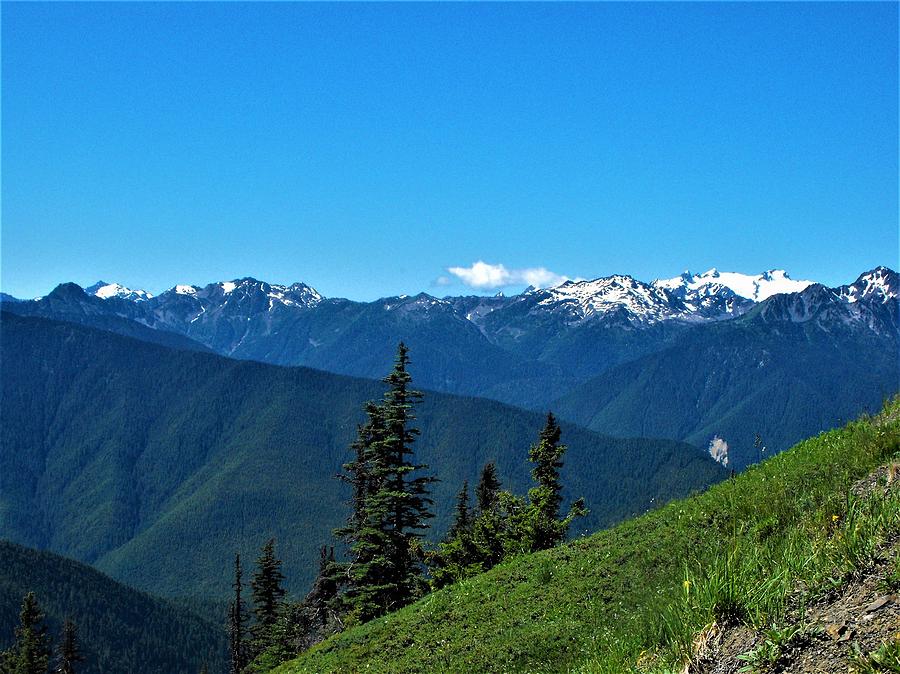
[840,266,898,304]
[86,281,153,302]
[654,268,813,302]
[48,282,88,300]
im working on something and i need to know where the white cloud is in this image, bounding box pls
[447,261,570,290]
[432,276,453,287]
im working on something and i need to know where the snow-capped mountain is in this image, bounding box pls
[2,265,895,412]
[504,268,813,326]
[86,281,154,302]
[70,269,823,330]
[654,268,813,302]
[459,268,815,328]
[752,267,898,335]
[835,266,897,305]
[523,275,684,324]
[159,278,323,311]
[10,268,893,333]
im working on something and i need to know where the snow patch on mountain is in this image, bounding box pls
[533,275,681,322]
[654,269,813,302]
[86,281,154,302]
[837,266,898,304]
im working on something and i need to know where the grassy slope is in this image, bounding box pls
[1,312,723,599]
[0,540,225,674]
[277,399,900,673]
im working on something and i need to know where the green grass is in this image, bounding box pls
[851,636,900,673]
[275,398,900,673]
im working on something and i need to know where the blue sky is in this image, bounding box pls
[2,2,897,300]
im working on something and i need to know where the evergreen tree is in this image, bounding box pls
[334,343,436,621]
[374,342,436,609]
[427,417,587,587]
[475,462,501,513]
[228,553,248,674]
[254,545,341,668]
[54,618,84,674]
[337,402,384,536]
[2,592,51,674]
[333,402,394,620]
[250,539,286,651]
[447,481,471,539]
[527,412,586,551]
[304,546,338,620]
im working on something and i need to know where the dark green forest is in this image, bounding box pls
[0,541,225,674]
[1,312,724,600]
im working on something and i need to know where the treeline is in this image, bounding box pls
[229,343,587,672]
[0,594,83,674]
[0,540,226,674]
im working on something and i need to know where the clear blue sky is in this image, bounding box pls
[2,2,897,300]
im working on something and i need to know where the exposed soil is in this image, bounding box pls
[687,466,900,674]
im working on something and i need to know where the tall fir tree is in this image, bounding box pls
[334,343,436,621]
[304,546,338,620]
[252,545,342,670]
[527,412,586,551]
[374,342,436,609]
[53,618,84,674]
[447,480,471,540]
[250,539,286,651]
[333,401,394,620]
[228,553,248,674]
[1,592,51,674]
[475,462,501,513]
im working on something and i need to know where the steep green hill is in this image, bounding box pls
[275,400,900,673]
[554,320,899,469]
[0,312,724,600]
[0,540,225,674]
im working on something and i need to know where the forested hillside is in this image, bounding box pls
[554,306,899,469]
[0,312,724,599]
[0,540,225,674]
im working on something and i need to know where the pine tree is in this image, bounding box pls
[447,481,471,539]
[527,412,587,551]
[304,546,338,619]
[2,592,51,674]
[228,553,247,674]
[374,342,436,609]
[54,618,83,674]
[250,539,286,651]
[333,343,435,621]
[475,462,501,513]
[333,401,394,620]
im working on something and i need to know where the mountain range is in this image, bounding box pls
[3,266,896,468]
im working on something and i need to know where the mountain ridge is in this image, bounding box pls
[1,311,725,599]
[3,266,894,425]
